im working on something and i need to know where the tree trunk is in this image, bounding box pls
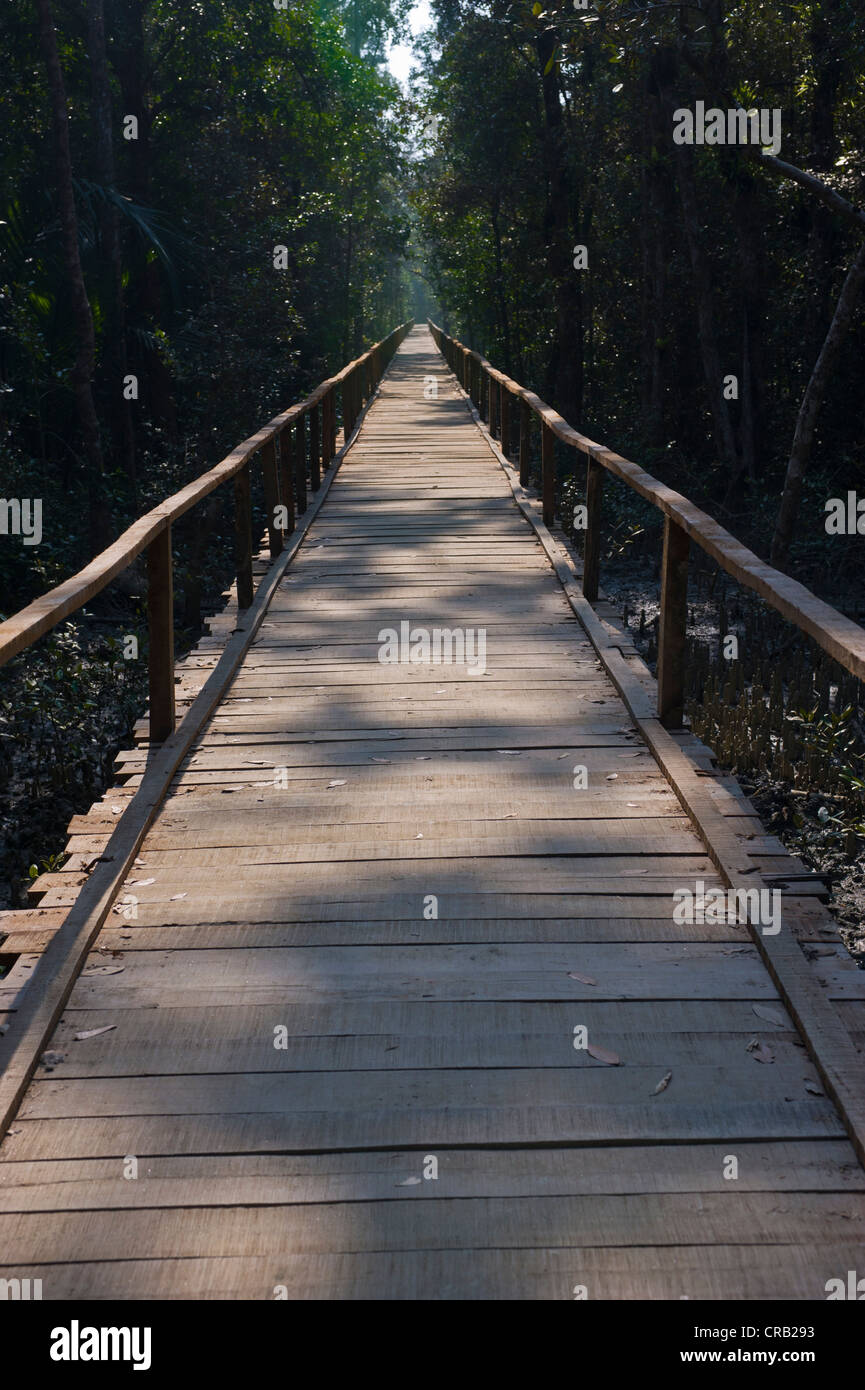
[536,23,583,425]
[770,239,865,568]
[35,0,109,555]
[671,136,739,477]
[87,0,136,494]
[490,195,512,373]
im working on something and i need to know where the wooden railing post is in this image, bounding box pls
[488,371,498,438]
[519,399,530,487]
[295,411,307,515]
[310,402,321,491]
[278,427,295,536]
[233,462,254,611]
[500,385,510,460]
[147,523,175,742]
[322,389,333,468]
[261,437,283,557]
[582,456,603,602]
[541,421,555,528]
[657,515,690,729]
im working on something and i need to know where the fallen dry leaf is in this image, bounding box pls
[746,1040,775,1064]
[752,1004,786,1027]
[82,965,125,977]
[327,779,347,788]
[651,1070,673,1096]
[397,1176,422,1186]
[74,1025,117,1041]
[568,971,597,985]
[804,1080,824,1096]
[587,1043,620,1065]
[605,773,618,781]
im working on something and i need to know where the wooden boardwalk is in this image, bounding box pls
[1,325,864,1299]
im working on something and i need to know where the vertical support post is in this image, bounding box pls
[277,426,295,537]
[295,412,308,515]
[582,455,603,602]
[500,385,510,460]
[657,514,690,729]
[541,421,555,527]
[310,402,321,491]
[323,389,334,467]
[147,523,174,743]
[261,437,282,558]
[234,462,254,611]
[488,371,498,438]
[519,399,530,487]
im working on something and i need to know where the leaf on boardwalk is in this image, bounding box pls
[751,1004,786,1027]
[746,1038,775,1064]
[82,965,125,977]
[568,971,597,985]
[397,1176,422,1186]
[651,1070,673,1095]
[804,1080,824,1096]
[587,1043,620,1065]
[75,1025,117,1041]
[130,878,155,887]
[605,773,618,780]
[327,780,347,788]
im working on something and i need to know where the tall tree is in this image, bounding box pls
[34,0,108,551]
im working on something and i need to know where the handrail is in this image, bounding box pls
[0,320,413,739]
[429,318,865,727]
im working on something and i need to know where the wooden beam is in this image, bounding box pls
[310,403,321,492]
[146,524,174,742]
[261,437,283,558]
[233,462,254,611]
[519,399,530,488]
[541,421,555,528]
[500,385,510,461]
[277,428,295,537]
[582,456,603,602]
[658,515,690,729]
[295,412,308,516]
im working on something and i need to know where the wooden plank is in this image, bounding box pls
[1,1192,861,1265]
[0,1245,849,1300]
[2,1143,861,1211]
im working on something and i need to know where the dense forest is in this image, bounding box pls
[1,0,864,933]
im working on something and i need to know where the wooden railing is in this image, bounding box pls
[0,321,412,740]
[429,319,865,728]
